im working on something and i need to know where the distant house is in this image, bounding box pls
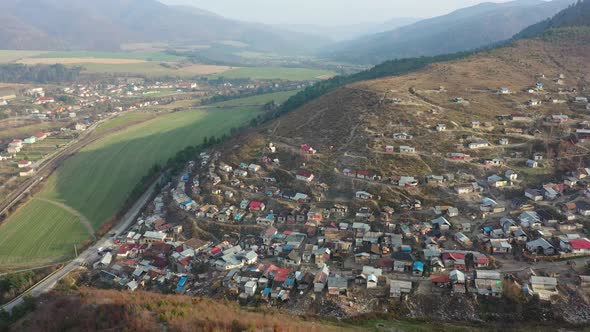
[355,191,373,200]
[296,170,314,182]
[468,141,489,149]
[17,160,32,168]
[549,114,568,123]
[399,146,416,154]
[248,201,266,211]
[498,138,509,145]
[385,145,394,153]
[356,170,377,181]
[393,132,413,140]
[248,164,261,173]
[327,276,348,296]
[530,276,558,301]
[390,280,412,298]
[510,113,530,121]
[300,144,316,154]
[528,99,541,106]
[436,124,447,131]
[526,160,538,168]
[505,170,518,181]
[498,87,510,94]
[576,201,590,216]
[526,238,555,255]
[19,167,34,177]
[560,238,590,254]
[23,136,36,144]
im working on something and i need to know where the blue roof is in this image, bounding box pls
[178,276,187,287]
[413,261,424,271]
[283,278,295,286]
[180,200,193,205]
[262,287,271,295]
[483,226,493,232]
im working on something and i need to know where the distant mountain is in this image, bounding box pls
[278,17,421,42]
[515,0,590,38]
[0,0,329,54]
[324,0,577,64]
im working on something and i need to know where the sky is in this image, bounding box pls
[160,0,514,25]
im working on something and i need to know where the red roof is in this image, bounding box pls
[297,170,313,178]
[18,160,31,165]
[272,268,291,282]
[442,252,465,261]
[210,247,222,255]
[356,170,373,177]
[570,239,590,250]
[249,201,264,209]
[300,144,311,151]
[431,274,451,283]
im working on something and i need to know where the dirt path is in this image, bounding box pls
[34,198,96,239]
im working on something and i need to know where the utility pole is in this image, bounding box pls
[74,243,78,257]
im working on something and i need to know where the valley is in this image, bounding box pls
[1,1,590,331]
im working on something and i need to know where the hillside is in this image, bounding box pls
[7,287,355,332]
[0,0,328,54]
[516,0,590,38]
[228,29,590,205]
[277,17,421,42]
[324,0,576,64]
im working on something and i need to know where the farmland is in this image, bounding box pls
[210,66,336,80]
[0,199,89,271]
[0,90,297,270]
[0,49,338,80]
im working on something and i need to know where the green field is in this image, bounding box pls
[29,51,186,62]
[209,90,299,107]
[0,50,48,63]
[209,66,336,80]
[0,200,89,270]
[40,107,261,228]
[93,112,156,135]
[77,62,230,78]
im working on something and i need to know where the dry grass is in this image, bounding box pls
[12,287,355,332]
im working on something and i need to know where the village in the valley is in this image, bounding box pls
[84,69,590,318]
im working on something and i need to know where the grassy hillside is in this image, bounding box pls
[9,287,355,332]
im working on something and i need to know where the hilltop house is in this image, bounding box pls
[296,170,314,182]
[468,141,489,149]
[399,146,416,154]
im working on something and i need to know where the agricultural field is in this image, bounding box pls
[209,66,336,80]
[0,199,89,271]
[14,137,71,162]
[0,50,48,63]
[0,90,295,269]
[76,62,234,77]
[27,51,186,62]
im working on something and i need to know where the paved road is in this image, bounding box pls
[1,175,162,313]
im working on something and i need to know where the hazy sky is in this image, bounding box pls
[160,0,514,25]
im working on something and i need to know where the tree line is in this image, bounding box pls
[0,64,81,83]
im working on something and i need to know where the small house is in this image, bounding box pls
[436,124,447,131]
[296,170,314,182]
[399,146,416,154]
[390,280,412,298]
[526,238,555,255]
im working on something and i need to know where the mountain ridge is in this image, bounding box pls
[323,0,577,64]
[0,0,329,54]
